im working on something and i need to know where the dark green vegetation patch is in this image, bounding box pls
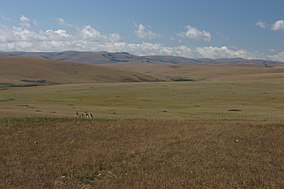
[0,98,14,102]
[171,77,194,82]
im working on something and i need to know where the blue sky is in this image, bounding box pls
[0,0,284,61]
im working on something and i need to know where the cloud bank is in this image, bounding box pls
[0,16,283,61]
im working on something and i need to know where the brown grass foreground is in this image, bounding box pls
[0,117,283,188]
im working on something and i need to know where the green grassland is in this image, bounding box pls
[0,81,283,121]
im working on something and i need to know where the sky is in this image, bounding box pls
[0,0,284,61]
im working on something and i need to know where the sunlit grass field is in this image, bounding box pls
[1,81,284,121]
[0,81,284,188]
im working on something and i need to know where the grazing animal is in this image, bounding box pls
[76,112,80,118]
[76,112,84,118]
[76,111,93,119]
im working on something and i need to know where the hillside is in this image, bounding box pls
[1,51,282,65]
[102,62,284,82]
[1,52,284,85]
[0,51,156,64]
[0,57,159,85]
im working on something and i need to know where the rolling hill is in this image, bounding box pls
[0,51,156,64]
[0,57,160,85]
[1,52,284,85]
[0,51,282,65]
[101,62,284,82]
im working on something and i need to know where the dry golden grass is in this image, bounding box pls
[103,62,284,82]
[0,118,283,188]
[2,56,284,85]
[0,57,158,85]
[1,58,284,188]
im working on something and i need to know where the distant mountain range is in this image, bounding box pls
[0,51,281,65]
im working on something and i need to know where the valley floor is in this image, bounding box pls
[0,81,283,188]
[0,81,284,121]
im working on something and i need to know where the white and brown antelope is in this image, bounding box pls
[76,111,93,119]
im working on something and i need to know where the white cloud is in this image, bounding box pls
[272,20,284,31]
[195,46,267,60]
[108,33,121,42]
[134,24,159,40]
[179,25,211,41]
[0,26,10,42]
[79,25,121,42]
[12,27,43,41]
[46,29,72,39]
[97,42,195,58]
[20,15,36,28]
[0,23,122,52]
[0,25,277,60]
[256,20,266,29]
[268,51,284,62]
[80,25,104,40]
[57,18,71,27]
[0,23,196,57]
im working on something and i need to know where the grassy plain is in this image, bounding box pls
[0,117,283,188]
[0,61,284,188]
[0,81,284,120]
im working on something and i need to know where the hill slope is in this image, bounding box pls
[0,57,160,85]
[102,62,284,82]
[0,51,155,64]
[0,51,282,65]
